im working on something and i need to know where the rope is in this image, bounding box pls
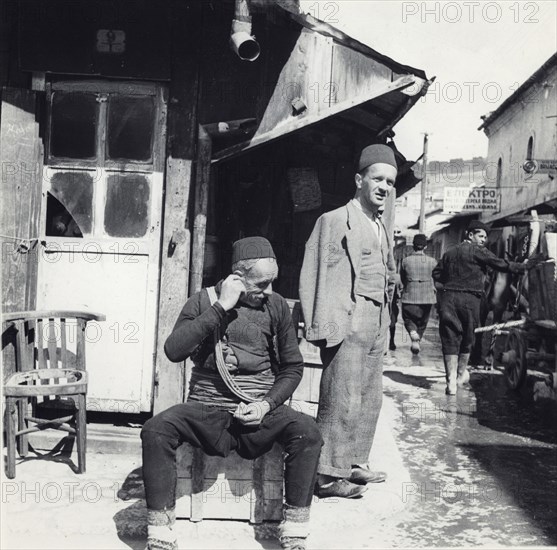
[206,287,257,403]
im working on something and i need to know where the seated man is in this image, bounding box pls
[141,237,323,550]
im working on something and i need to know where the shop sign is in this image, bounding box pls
[443,186,500,213]
[523,159,557,179]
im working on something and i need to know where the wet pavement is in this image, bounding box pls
[382,320,557,547]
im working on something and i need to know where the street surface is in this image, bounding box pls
[380,319,557,547]
[2,319,556,549]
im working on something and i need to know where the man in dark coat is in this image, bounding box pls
[141,237,322,550]
[299,144,396,499]
[400,233,437,354]
[432,221,535,395]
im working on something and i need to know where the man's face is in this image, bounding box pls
[355,163,397,210]
[239,258,278,307]
[468,229,488,246]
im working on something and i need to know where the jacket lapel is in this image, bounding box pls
[346,202,362,274]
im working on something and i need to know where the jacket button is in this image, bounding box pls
[348,310,353,316]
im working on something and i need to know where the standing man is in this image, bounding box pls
[432,221,534,395]
[400,234,437,354]
[299,144,396,499]
[142,237,322,550]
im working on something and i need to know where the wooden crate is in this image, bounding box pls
[176,443,284,523]
[292,338,323,404]
[528,260,556,323]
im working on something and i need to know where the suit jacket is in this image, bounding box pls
[299,201,395,347]
[400,251,437,304]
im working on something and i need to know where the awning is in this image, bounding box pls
[209,6,431,166]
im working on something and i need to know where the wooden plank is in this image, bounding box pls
[189,125,212,294]
[332,42,392,107]
[37,319,46,369]
[213,74,417,162]
[256,30,333,139]
[153,1,202,415]
[0,87,41,314]
[76,318,85,371]
[153,159,193,414]
[60,318,67,369]
[1,88,42,383]
[47,319,57,368]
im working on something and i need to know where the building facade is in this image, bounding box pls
[479,53,557,224]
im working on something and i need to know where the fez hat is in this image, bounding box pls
[413,234,427,247]
[467,220,489,233]
[358,144,398,172]
[232,237,276,264]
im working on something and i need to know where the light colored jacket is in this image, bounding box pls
[299,201,395,346]
[400,251,437,304]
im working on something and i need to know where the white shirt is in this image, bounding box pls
[351,199,381,240]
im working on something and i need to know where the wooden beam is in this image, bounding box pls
[338,107,381,131]
[377,77,433,140]
[153,1,203,415]
[189,125,212,294]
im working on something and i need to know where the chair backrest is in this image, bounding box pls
[2,311,106,376]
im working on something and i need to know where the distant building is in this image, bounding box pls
[429,53,557,259]
[395,156,487,240]
[478,53,557,223]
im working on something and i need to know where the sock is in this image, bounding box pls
[147,508,177,550]
[279,503,310,540]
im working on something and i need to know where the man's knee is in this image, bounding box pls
[141,407,183,443]
[142,412,167,438]
[289,413,324,449]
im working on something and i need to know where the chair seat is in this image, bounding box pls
[3,368,88,398]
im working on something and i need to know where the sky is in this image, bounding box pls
[299,0,557,161]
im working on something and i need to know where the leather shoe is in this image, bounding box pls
[315,479,367,499]
[349,467,387,485]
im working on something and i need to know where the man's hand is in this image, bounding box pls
[232,401,271,426]
[525,253,547,270]
[218,274,247,311]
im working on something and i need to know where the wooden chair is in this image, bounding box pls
[2,310,105,479]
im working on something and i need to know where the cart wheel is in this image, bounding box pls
[504,330,527,390]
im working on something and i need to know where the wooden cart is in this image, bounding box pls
[475,256,557,391]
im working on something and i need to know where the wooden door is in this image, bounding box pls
[36,81,167,413]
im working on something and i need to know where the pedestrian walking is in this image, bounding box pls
[400,234,437,354]
[299,144,396,499]
[432,221,537,395]
[141,237,323,550]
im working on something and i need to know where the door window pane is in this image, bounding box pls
[104,173,150,237]
[107,96,154,162]
[46,171,94,236]
[50,92,97,159]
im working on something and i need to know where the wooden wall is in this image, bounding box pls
[1,88,43,379]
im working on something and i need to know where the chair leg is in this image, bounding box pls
[76,393,87,474]
[5,397,17,479]
[16,398,29,458]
